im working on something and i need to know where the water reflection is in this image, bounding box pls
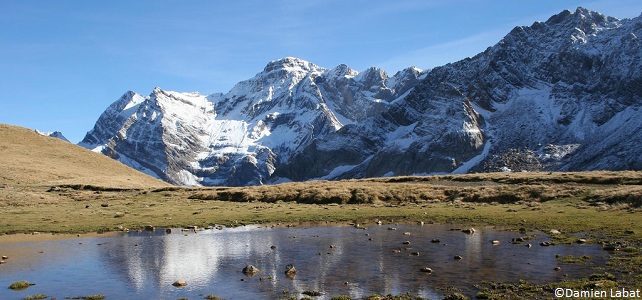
[0,225,607,299]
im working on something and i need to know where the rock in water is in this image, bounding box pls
[242,265,260,275]
[462,228,476,234]
[284,264,297,276]
[172,279,187,287]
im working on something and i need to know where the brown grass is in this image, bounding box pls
[187,172,642,207]
[0,124,167,188]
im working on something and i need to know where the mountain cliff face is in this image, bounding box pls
[81,58,422,185]
[81,7,642,186]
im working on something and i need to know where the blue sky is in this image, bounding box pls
[1,0,642,142]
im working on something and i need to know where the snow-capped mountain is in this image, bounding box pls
[81,58,422,185]
[81,7,642,186]
[36,129,70,142]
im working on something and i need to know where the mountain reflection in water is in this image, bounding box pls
[0,224,607,299]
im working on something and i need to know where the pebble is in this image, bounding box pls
[454,255,463,260]
[420,267,433,273]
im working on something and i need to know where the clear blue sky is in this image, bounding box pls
[1,0,641,142]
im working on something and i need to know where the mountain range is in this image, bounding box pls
[78,7,642,186]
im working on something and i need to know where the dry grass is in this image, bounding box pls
[0,124,166,188]
[187,172,642,207]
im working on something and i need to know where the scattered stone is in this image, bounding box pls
[387,227,397,231]
[410,252,420,256]
[419,221,425,226]
[1,255,7,260]
[8,280,34,290]
[462,228,476,234]
[454,255,463,260]
[330,245,336,249]
[420,267,433,273]
[549,229,561,235]
[0,260,5,264]
[443,292,469,300]
[144,225,155,231]
[540,241,553,247]
[302,290,323,296]
[431,239,440,243]
[242,265,260,275]
[284,264,296,276]
[403,232,411,235]
[526,243,532,248]
[100,203,109,208]
[165,228,172,234]
[172,279,187,287]
[392,249,401,254]
[344,281,349,285]
[376,220,382,225]
[554,267,561,271]
[270,245,276,250]
[402,241,411,245]
[85,205,90,209]
[491,240,500,245]
[47,186,61,192]
[576,238,588,244]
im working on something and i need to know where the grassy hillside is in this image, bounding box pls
[0,124,167,188]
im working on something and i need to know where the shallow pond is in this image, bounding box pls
[0,224,607,299]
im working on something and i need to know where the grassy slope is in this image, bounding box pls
[0,124,167,188]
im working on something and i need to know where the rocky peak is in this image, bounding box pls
[356,67,388,84]
[326,64,358,79]
[263,57,320,74]
[542,7,619,34]
[388,67,423,92]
